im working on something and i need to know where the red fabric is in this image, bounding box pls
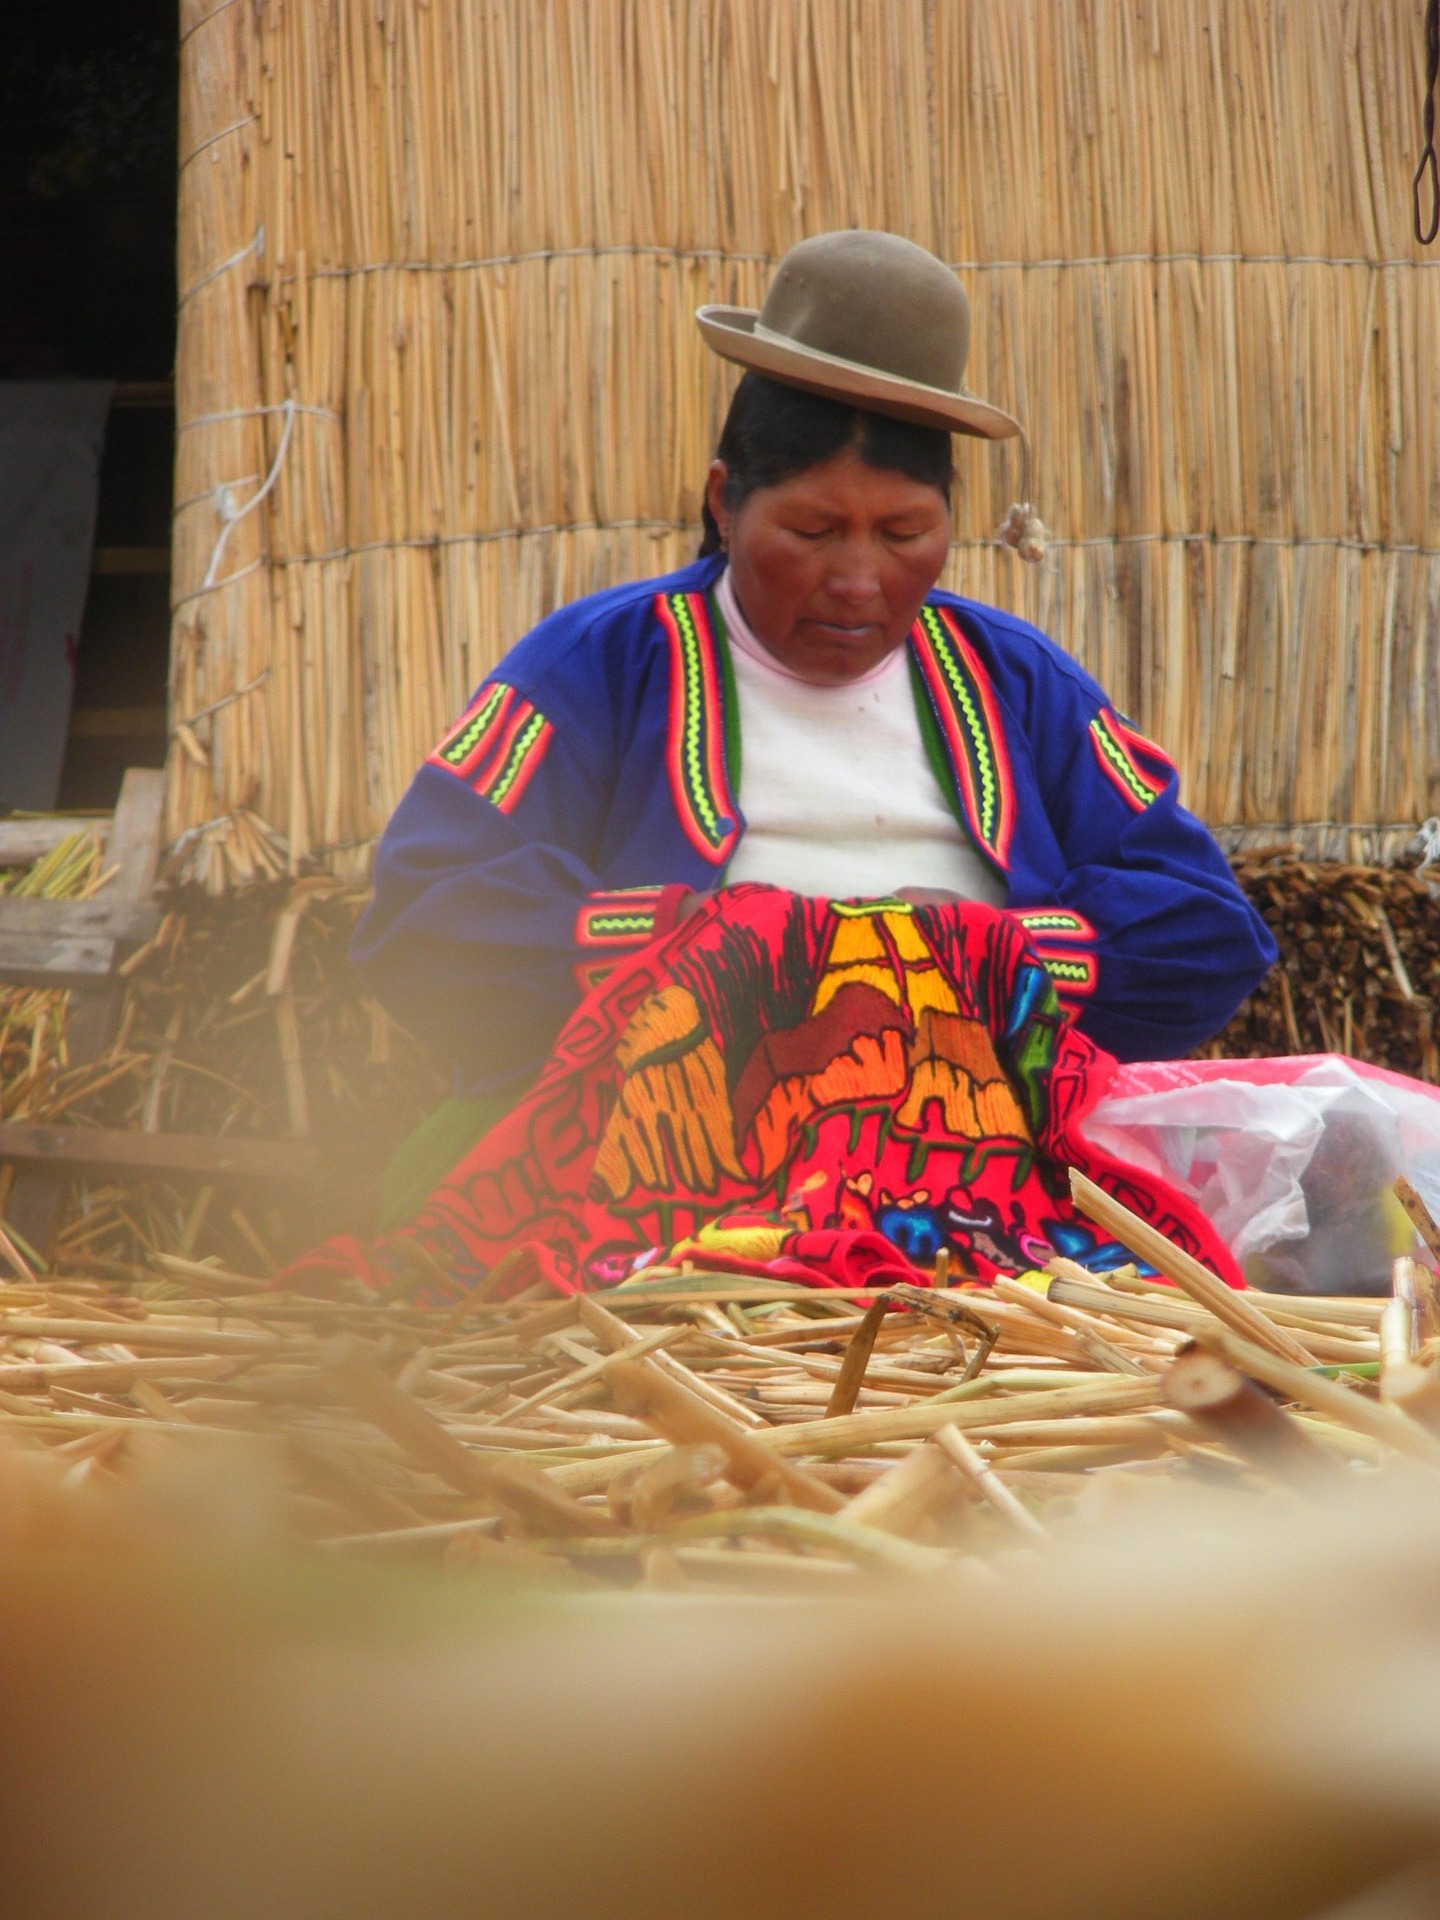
[286,887,1241,1300]
[651,882,695,942]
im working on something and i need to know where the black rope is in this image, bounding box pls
[1417,0,1440,245]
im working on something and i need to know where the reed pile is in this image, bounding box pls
[1,876,444,1278]
[0,830,110,1148]
[0,1204,1431,1590]
[1219,851,1440,1075]
[173,0,1440,886]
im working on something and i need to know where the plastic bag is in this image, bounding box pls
[1080,1055,1440,1294]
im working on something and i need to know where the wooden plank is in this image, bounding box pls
[0,898,160,944]
[0,931,116,988]
[103,769,165,904]
[0,817,109,866]
[0,1122,320,1184]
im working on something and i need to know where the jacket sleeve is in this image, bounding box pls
[351,676,686,1097]
[1010,673,1276,1062]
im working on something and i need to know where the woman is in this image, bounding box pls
[358,231,1272,1098]
[337,231,1270,1291]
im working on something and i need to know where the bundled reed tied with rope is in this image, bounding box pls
[173,0,1440,884]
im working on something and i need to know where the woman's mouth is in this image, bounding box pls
[806,619,880,641]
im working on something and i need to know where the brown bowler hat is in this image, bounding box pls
[696,230,1020,441]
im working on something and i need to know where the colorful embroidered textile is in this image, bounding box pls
[354,555,1275,1099]
[298,889,1240,1301]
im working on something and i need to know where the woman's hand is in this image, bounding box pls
[893,886,964,908]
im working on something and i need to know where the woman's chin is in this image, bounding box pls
[787,635,897,684]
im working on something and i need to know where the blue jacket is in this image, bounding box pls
[354,554,1275,1094]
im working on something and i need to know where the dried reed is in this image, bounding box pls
[0,1238,1416,1586]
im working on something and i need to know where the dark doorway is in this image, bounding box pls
[1,1,177,810]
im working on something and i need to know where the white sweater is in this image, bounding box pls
[716,567,1005,904]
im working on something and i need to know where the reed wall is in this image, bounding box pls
[172,0,1440,887]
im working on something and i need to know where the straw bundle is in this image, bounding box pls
[173,0,1440,883]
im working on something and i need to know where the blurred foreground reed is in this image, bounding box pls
[5,1360,1440,1919]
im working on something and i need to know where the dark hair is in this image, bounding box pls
[698,372,955,557]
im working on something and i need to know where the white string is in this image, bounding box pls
[290,245,1440,284]
[178,225,264,307]
[201,398,299,591]
[173,670,272,735]
[240,522,1440,569]
[174,476,258,515]
[179,114,258,170]
[167,809,289,861]
[179,0,239,45]
[172,555,263,612]
[995,431,1048,564]
[1414,818,1440,871]
[950,252,1440,272]
[177,403,340,604]
[180,400,340,433]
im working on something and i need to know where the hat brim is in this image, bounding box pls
[695,305,1021,441]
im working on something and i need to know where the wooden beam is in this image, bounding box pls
[0,1122,320,1184]
[104,770,166,905]
[0,817,109,866]
[0,897,160,945]
[0,931,116,989]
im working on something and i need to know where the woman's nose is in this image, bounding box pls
[823,539,885,604]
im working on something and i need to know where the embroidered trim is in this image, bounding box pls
[910,604,1015,869]
[1089,709,1171,813]
[1037,952,1097,998]
[574,958,621,996]
[656,590,740,865]
[484,708,552,813]
[1013,908,1098,1003]
[1014,908,1096,944]
[428,683,511,781]
[577,887,666,949]
[428,681,553,812]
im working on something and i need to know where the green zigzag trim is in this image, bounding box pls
[669,594,727,848]
[1041,957,1091,983]
[923,609,1000,848]
[486,711,547,804]
[586,912,656,939]
[439,683,507,766]
[1090,715,1156,807]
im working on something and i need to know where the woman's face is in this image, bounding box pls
[706,447,952,686]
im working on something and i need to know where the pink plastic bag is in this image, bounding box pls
[1080,1055,1440,1294]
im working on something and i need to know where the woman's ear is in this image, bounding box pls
[705,461,731,550]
